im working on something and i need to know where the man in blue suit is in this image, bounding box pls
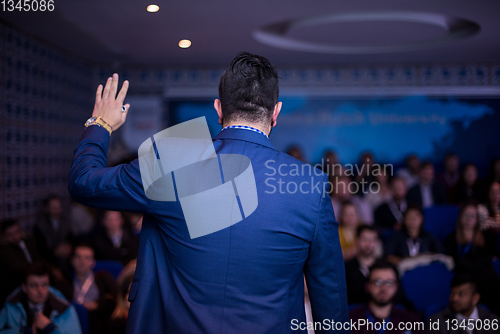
[69,52,349,333]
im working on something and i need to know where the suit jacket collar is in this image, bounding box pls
[213,128,276,151]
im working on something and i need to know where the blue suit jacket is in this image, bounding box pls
[68,125,349,333]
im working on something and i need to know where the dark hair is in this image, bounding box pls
[356,225,378,238]
[24,262,50,283]
[420,161,434,170]
[1,219,18,234]
[368,260,400,284]
[218,52,279,125]
[451,274,479,295]
[72,242,95,258]
[42,193,61,208]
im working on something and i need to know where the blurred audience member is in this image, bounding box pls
[445,203,500,313]
[0,262,81,334]
[437,153,461,203]
[321,150,343,177]
[484,158,500,188]
[126,213,143,237]
[69,202,96,238]
[364,173,392,211]
[428,275,499,334]
[338,202,361,261]
[33,194,73,272]
[396,154,420,189]
[454,164,484,205]
[344,226,381,305]
[407,161,446,209]
[385,207,445,264]
[478,181,500,232]
[353,152,378,197]
[374,177,407,232]
[108,266,136,334]
[92,211,139,266]
[286,145,307,163]
[331,176,373,225]
[0,219,39,306]
[349,261,425,334]
[70,243,117,334]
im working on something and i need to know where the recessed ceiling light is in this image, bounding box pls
[147,4,159,12]
[178,39,192,48]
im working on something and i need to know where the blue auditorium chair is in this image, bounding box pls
[93,259,124,279]
[71,302,89,334]
[401,261,454,314]
[423,205,460,244]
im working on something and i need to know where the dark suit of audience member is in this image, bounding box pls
[374,177,407,232]
[444,203,500,314]
[91,211,139,266]
[407,161,447,209]
[385,207,445,263]
[453,164,484,205]
[33,195,74,274]
[0,220,39,306]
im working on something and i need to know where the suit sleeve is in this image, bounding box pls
[68,125,151,213]
[304,175,350,333]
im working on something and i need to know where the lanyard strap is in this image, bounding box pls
[76,274,95,304]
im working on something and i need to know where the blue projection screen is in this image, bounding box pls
[169,96,500,169]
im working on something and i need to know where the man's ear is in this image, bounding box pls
[22,283,27,294]
[271,102,282,127]
[214,99,223,125]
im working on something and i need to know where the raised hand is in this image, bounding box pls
[92,73,131,131]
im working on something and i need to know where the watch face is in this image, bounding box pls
[85,117,97,126]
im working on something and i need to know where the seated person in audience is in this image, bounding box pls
[70,243,117,334]
[374,177,407,232]
[33,194,73,273]
[478,181,500,232]
[321,150,343,177]
[331,176,373,225]
[108,273,134,334]
[339,201,361,261]
[396,154,420,189]
[445,203,500,314]
[349,261,425,334]
[0,219,39,306]
[286,145,307,163]
[407,161,447,209]
[91,211,139,266]
[484,158,500,188]
[385,207,445,264]
[345,226,380,305]
[353,152,378,197]
[364,172,392,211]
[454,164,484,205]
[0,262,81,334]
[69,201,96,239]
[428,275,499,333]
[126,213,143,237]
[437,153,460,203]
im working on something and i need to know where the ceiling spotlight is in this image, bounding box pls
[178,39,192,48]
[147,4,159,12]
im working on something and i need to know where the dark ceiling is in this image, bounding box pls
[1,0,499,67]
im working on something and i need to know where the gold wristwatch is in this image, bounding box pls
[84,116,112,135]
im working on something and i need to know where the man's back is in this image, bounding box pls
[69,126,349,334]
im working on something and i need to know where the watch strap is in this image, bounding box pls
[85,116,112,135]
